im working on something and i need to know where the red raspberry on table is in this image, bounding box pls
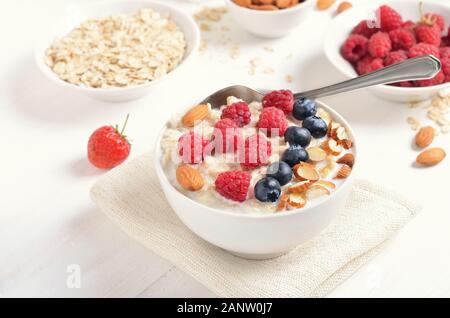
[215,171,251,202]
[241,134,272,169]
[441,57,450,82]
[341,34,369,63]
[257,107,288,137]
[384,50,408,66]
[356,56,384,75]
[213,118,242,153]
[87,115,131,169]
[262,90,294,114]
[440,47,450,60]
[352,20,379,38]
[221,101,251,127]
[415,71,445,87]
[177,131,209,164]
[389,28,416,51]
[408,43,440,59]
[368,32,392,58]
[415,24,441,47]
[378,5,403,32]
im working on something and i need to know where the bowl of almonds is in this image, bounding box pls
[227,0,314,38]
[35,0,200,102]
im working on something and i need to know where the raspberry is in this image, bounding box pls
[352,20,379,38]
[257,107,288,137]
[415,24,441,47]
[397,81,414,87]
[442,28,450,47]
[341,34,369,63]
[356,56,384,75]
[384,50,408,66]
[241,134,272,169]
[221,101,251,127]
[389,28,416,50]
[423,13,445,32]
[215,171,251,202]
[415,70,445,87]
[408,43,440,59]
[213,118,242,153]
[440,47,450,59]
[177,132,209,164]
[262,90,294,114]
[441,57,450,82]
[368,32,392,58]
[378,5,403,32]
[402,20,416,29]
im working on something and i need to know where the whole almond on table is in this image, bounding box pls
[182,104,209,127]
[416,148,446,166]
[317,0,336,10]
[176,165,205,191]
[337,1,352,14]
[415,126,435,148]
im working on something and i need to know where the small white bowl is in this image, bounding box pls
[324,0,450,103]
[154,100,357,260]
[226,0,314,38]
[35,0,200,102]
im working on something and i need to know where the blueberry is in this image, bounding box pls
[266,161,292,186]
[293,98,317,121]
[302,116,328,138]
[254,177,281,203]
[281,145,309,167]
[284,126,311,147]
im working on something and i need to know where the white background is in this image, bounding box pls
[1,0,450,297]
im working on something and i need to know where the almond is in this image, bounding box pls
[249,4,279,10]
[287,193,307,209]
[416,147,446,166]
[233,0,252,6]
[334,164,352,179]
[327,121,341,138]
[306,184,330,200]
[276,192,289,211]
[337,1,352,14]
[415,126,435,148]
[176,165,204,191]
[340,139,353,149]
[289,180,315,193]
[276,0,291,8]
[336,153,355,167]
[317,0,336,11]
[307,147,327,162]
[322,139,343,156]
[315,180,336,190]
[334,126,348,142]
[293,162,320,181]
[182,104,209,127]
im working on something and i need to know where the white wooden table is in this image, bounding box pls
[1,0,450,297]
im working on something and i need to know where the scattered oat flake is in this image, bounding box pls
[407,116,421,131]
[200,23,211,31]
[263,46,274,52]
[194,6,227,22]
[229,45,240,59]
[285,75,293,83]
[264,67,275,74]
[199,40,208,53]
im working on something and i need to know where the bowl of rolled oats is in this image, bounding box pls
[36,0,200,102]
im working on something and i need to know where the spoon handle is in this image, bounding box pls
[293,55,441,100]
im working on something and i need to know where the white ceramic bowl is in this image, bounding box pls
[226,0,314,38]
[35,0,200,102]
[154,100,357,260]
[324,0,450,103]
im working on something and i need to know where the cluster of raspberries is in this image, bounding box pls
[341,4,450,87]
[177,90,294,202]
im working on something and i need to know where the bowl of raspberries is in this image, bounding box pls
[324,0,450,103]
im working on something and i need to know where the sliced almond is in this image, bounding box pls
[287,193,307,209]
[307,147,327,162]
[320,155,336,178]
[276,192,289,212]
[337,1,352,14]
[334,164,352,179]
[415,126,435,148]
[322,139,343,156]
[306,184,330,200]
[317,108,331,125]
[289,180,315,193]
[315,180,336,190]
[340,139,353,149]
[416,147,446,166]
[327,121,341,138]
[176,165,204,191]
[336,153,355,167]
[182,104,209,127]
[334,126,348,142]
[293,162,320,181]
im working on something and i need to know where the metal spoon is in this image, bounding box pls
[200,55,441,108]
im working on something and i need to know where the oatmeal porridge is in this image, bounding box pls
[160,90,355,215]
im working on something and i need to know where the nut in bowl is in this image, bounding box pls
[226,0,314,38]
[324,0,450,103]
[155,91,357,259]
[35,0,200,102]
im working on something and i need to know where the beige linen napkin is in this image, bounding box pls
[90,154,420,298]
